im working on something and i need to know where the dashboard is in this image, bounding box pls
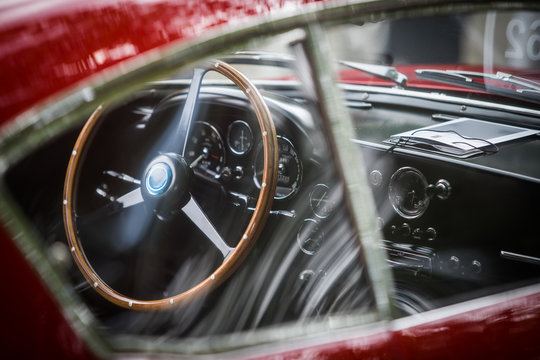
[5,81,373,335]
[5,75,540,334]
[346,86,540,311]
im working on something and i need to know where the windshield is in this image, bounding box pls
[327,10,540,105]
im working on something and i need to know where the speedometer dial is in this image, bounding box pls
[185,122,225,178]
[254,136,301,199]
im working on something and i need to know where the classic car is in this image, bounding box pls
[1,0,540,358]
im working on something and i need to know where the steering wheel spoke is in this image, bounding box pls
[116,187,145,208]
[182,195,234,259]
[166,67,207,156]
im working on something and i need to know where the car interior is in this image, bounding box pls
[2,4,539,354]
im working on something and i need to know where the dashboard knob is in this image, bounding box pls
[233,166,244,180]
[399,223,411,237]
[426,179,451,200]
[369,170,383,187]
[424,227,437,241]
[449,255,460,270]
[471,260,482,274]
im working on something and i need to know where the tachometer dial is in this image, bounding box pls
[185,122,225,178]
[388,167,430,219]
[254,136,301,199]
[227,120,253,155]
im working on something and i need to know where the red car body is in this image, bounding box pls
[1,1,539,359]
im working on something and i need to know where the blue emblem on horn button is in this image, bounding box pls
[145,162,172,195]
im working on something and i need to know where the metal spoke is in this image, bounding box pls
[182,195,234,259]
[77,187,144,227]
[116,187,144,208]
[165,67,207,155]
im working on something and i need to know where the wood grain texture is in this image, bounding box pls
[63,60,278,310]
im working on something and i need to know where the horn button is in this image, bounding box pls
[142,154,192,212]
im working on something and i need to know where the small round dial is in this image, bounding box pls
[297,219,324,255]
[310,184,335,218]
[254,136,301,200]
[227,120,253,155]
[185,122,225,178]
[388,167,430,219]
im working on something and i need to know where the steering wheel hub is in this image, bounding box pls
[142,154,192,211]
[145,162,172,195]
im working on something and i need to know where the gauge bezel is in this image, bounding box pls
[186,121,226,176]
[253,135,302,200]
[297,218,324,256]
[309,183,334,219]
[388,166,430,219]
[227,120,253,155]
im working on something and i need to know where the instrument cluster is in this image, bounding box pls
[185,113,304,202]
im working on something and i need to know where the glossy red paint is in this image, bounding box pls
[2,1,540,359]
[393,291,540,360]
[0,225,97,360]
[242,331,393,360]
[0,0,320,125]
[245,290,540,360]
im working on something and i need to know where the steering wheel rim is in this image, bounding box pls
[63,60,278,311]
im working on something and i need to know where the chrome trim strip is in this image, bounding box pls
[341,83,540,118]
[501,251,540,265]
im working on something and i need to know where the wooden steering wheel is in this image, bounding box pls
[63,60,278,311]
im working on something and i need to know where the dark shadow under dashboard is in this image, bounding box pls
[345,85,540,310]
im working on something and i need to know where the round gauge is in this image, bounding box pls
[227,120,253,155]
[297,219,324,255]
[185,122,225,178]
[254,136,302,200]
[310,184,335,218]
[388,167,430,219]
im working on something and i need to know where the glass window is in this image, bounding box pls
[4,29,380,349]
[326,9,540,315]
